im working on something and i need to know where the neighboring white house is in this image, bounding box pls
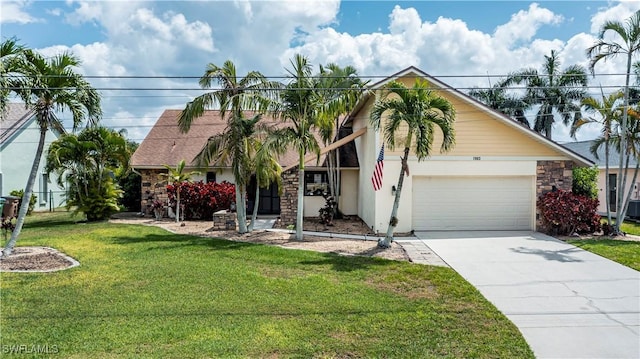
[563,140,639,216]
[0,103,66,211]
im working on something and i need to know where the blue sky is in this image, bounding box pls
[2,0,639,143]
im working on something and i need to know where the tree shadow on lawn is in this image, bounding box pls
[299,252,398,272]
[110,233,255,252]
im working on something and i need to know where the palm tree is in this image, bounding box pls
[2,50,101,257]
[248,140,282,232]
[161,159,200,223]
[572,90,624,225]
[370,79,456,248]
[587,10,640,232]
[0,37,26,116]
[468,78,530,127]
[178,60,277,233]
[504,50,588,139]
[270,54,323,240]
[315,64,366,217]
[46,127,130,221]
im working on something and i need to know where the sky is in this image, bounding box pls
[2,0,640,144]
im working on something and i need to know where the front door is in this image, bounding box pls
[609,173,617,211]
[247,177,281,215]
[258,183,280,214]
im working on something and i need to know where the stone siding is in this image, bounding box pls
[536,160,574,229]
[536,160,574,196]
[279,168,299,225]
[139,169,169,216]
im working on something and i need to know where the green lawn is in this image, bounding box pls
[568,239,640,271]
[1,212,533,358]
[565,220,640,271]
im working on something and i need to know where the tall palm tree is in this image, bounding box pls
[270,54,323,240]
[0,37,26,116]
[587,10,640,232]
[315,64,366,216]
[504,50,588,139]
[2,50,101,257]
[370,79,456,248]
[572,90,624,224]
[468,78,530,127]
[161,159,200,223]
[178,60,277,233]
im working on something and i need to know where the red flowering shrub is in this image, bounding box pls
[537,190,601,236]
[167,181,236,220]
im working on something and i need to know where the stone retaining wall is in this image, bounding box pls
[212,212,237,230]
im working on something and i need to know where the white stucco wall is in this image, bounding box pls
[338,169,359,215]
[0,119,65,210]
[191,169,234,184]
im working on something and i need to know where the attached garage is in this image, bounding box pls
[412,176,534,231]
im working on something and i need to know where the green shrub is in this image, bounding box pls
[572,165,599,199]
[9,189,37,215]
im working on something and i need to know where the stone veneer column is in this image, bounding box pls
[278,168,299,226]
[535,160,574,229]
[140,169,169,215]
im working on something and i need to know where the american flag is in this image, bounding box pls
[371,145,384,191]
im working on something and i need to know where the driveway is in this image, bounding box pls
[411,231,640,359]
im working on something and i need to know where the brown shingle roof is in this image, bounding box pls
[132,110,357,170]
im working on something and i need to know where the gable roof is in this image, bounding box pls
[0,103,35,145]
[349,66,593,167]
[562,140,638,168]
[131,110,360,170]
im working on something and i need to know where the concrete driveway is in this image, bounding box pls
[412,231,640,359]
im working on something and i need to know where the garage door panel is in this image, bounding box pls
[412,176,533,231]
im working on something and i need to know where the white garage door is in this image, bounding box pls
[412,176,534,231]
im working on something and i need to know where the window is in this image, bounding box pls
[206,172,216,183]
[304,171,329,196]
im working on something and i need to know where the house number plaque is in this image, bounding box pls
[473,157,481,160]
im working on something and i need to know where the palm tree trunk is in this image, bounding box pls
[175,186,180,222]
[619,149,638,225]
[379,147,410,248]
[605,139,612,225]
[335,146,341,215]
[248,182,260,232]
[296,150,304,240]
[236,186,248,233]
[614,51,633,234]
[2,127,47,257]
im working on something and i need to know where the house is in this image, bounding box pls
[0,103,65,210]
[130,109,360,220]
[562,140,639,216]
[132,66,593,232]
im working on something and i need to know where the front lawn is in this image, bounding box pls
[1,212,533,358]
[568,239,640,271]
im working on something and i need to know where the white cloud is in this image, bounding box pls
[22,1,634,145]
[0,0,41,24]
[494,3,563,47]
[590,1,640,34]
